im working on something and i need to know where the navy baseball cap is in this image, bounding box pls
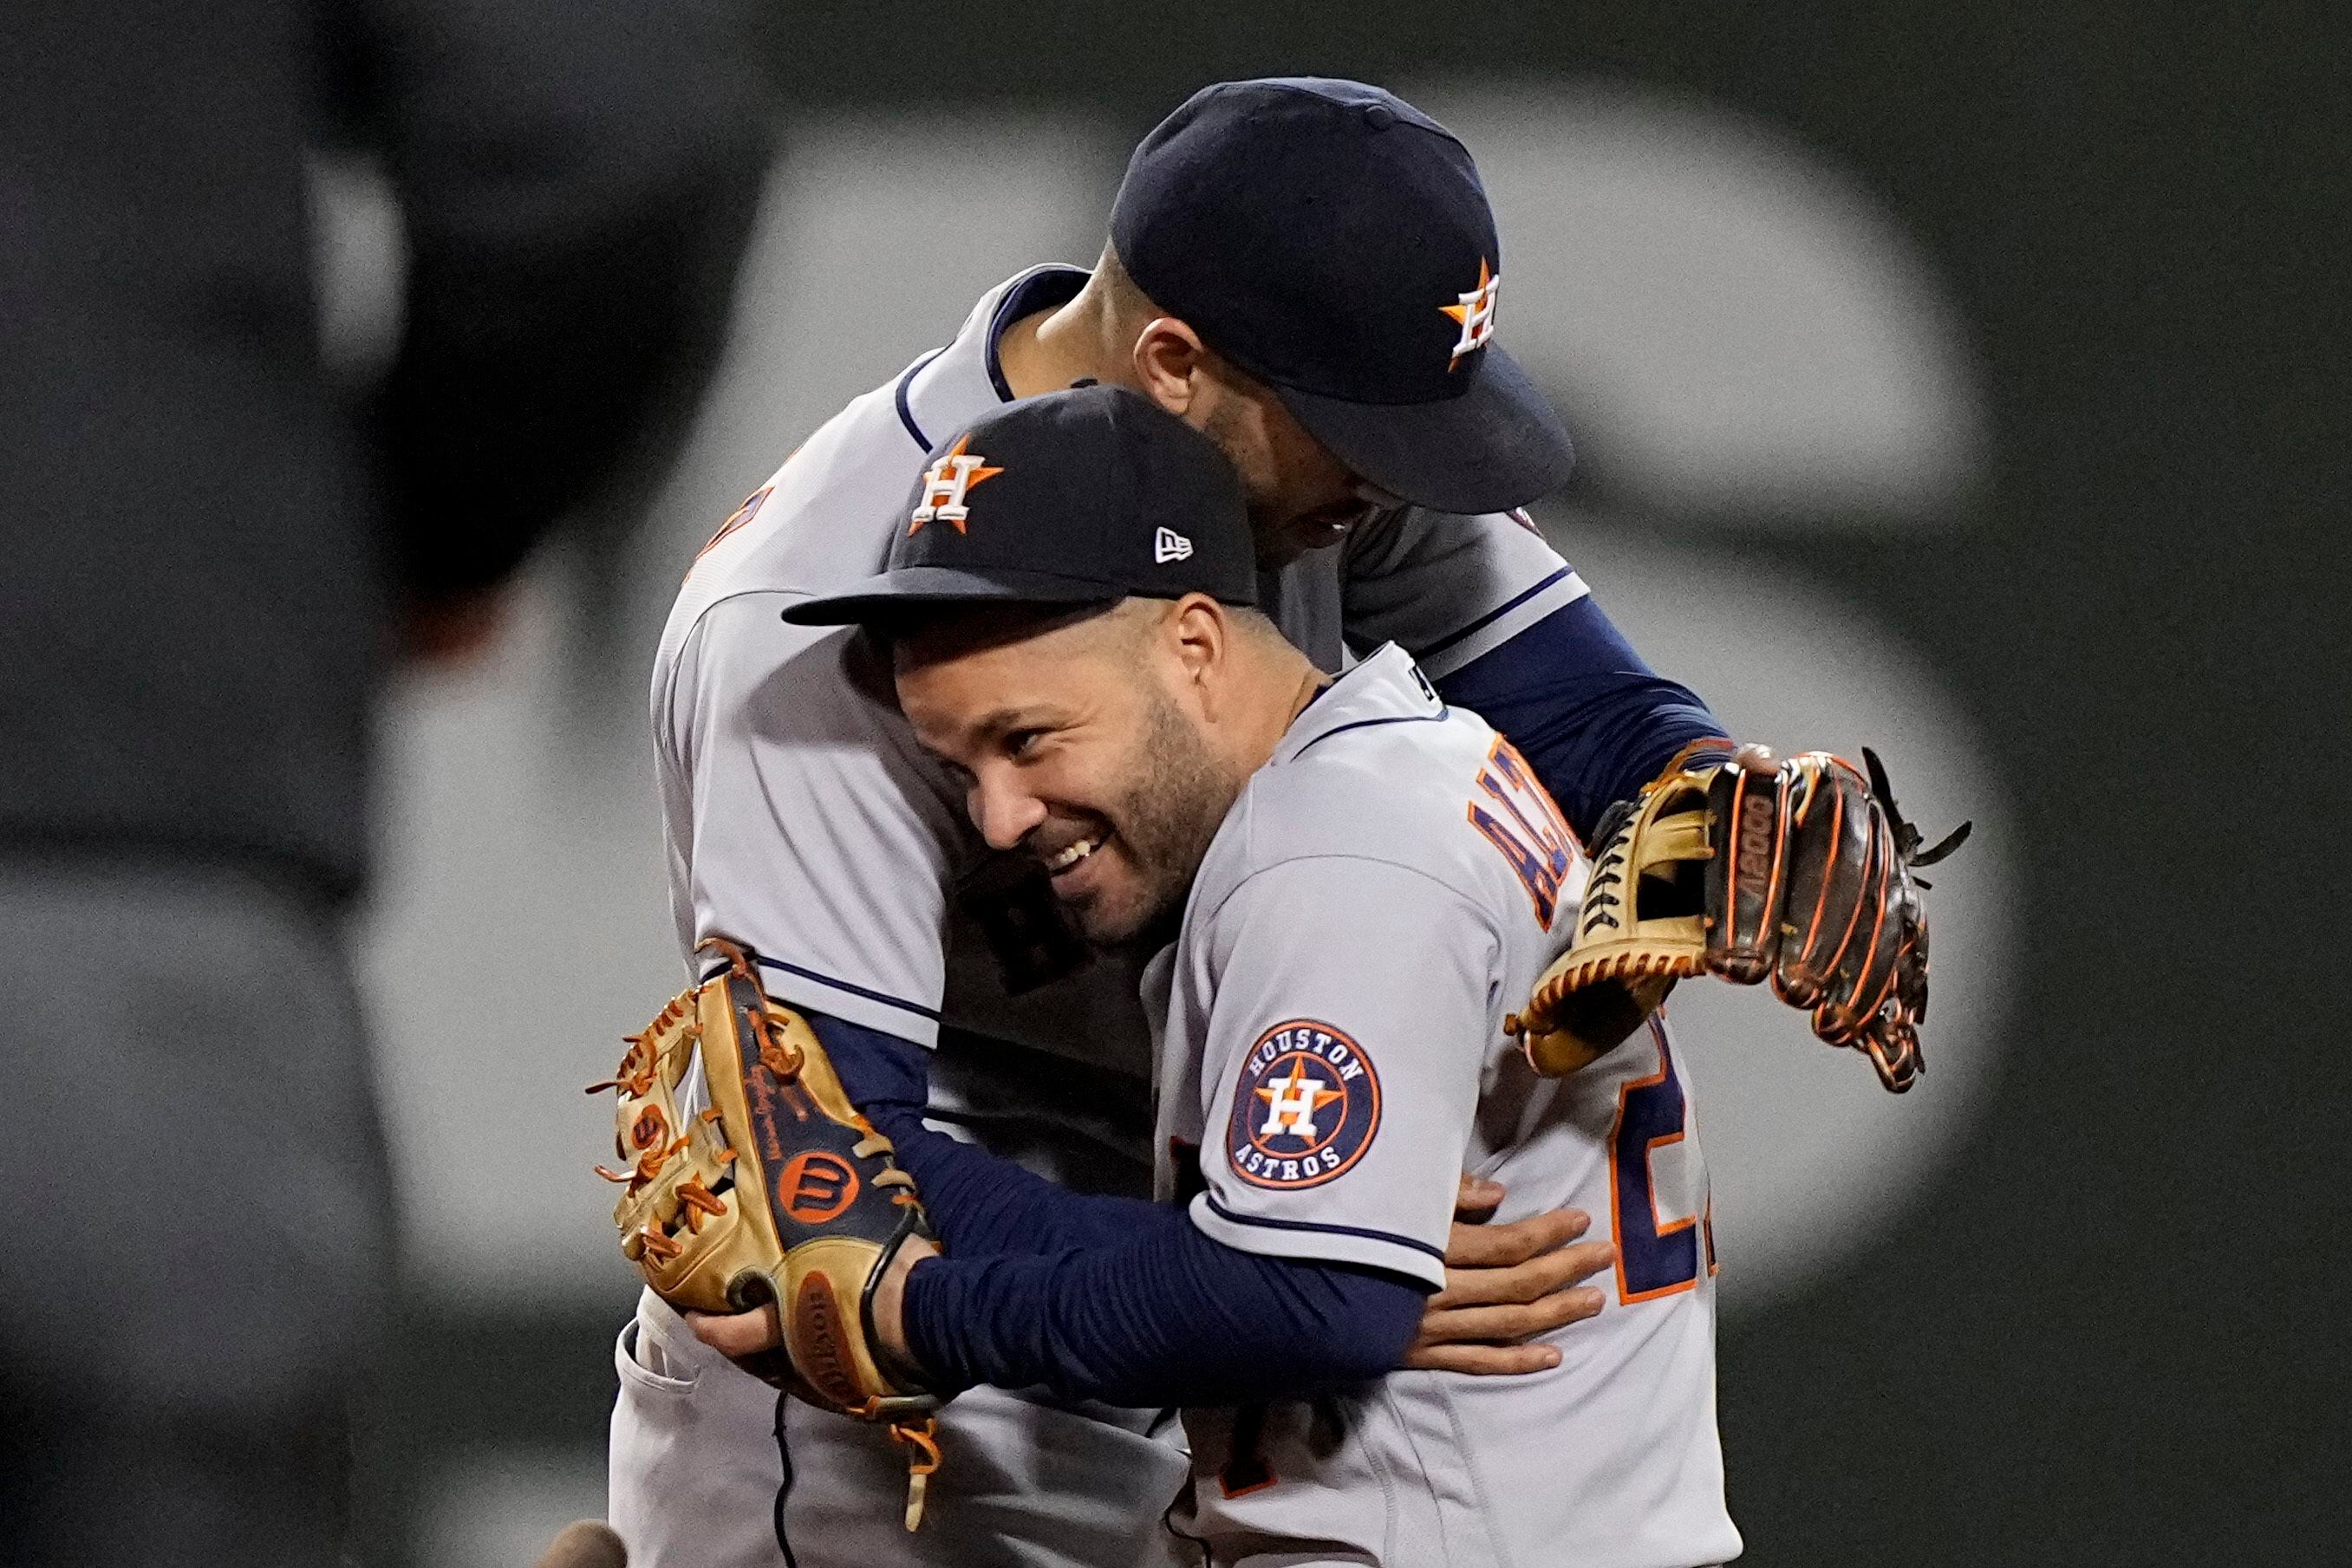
[783,384,1259,628]
[1111,78,1573,517]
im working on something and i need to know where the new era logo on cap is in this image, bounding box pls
[779,385,1263,630]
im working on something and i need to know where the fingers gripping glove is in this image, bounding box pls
[1509,745,1969,1091]
[591,938,943,1528]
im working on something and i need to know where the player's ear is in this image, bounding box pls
[1131,317,1208,416]
[1164,594,1228,708]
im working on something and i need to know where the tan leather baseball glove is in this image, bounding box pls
[1509,745,1968,1091]
[591,938,941,1526]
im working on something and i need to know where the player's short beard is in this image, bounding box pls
[1198,398,1289,549]
[1081,684,1236,950]
[1199,397,1362,569]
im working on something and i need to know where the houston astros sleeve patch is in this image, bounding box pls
[1226,1019,1382,1190]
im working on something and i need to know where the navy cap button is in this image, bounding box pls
[1364,104,1396,131]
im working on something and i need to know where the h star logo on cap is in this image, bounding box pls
[909,434,1004,536]
[1441,258,1502,369]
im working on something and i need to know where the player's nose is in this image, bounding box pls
[966,771,1046,852]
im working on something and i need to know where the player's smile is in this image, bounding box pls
[1040,836,1098,874]
[1045,835,1112,906]
[1026,808,1111,880]
[1031,815,1134,927]
[1034,819,1112,895]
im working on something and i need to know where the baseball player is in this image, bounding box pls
[621,78,1731,1566]
[698,384,1743,1567]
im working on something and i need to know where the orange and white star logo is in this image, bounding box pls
[908,434,1003,536]
[1254,1060,1344,1139]
[1227,1020,1383,1190]
[1441,258,1502,369]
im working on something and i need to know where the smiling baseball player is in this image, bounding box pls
[709,384,1743,1567]
[617,78,1742,1568]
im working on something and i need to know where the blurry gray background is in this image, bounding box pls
[312,6,2342,1563]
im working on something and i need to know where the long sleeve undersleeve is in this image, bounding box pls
[902,1212,1425,1408]
[810,1009,1169,1258]
[806,1009,1426,1406]
[1434,595,1729,840]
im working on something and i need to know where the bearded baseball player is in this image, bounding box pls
[611,75,1955,1568]
[711,383,1743,1567]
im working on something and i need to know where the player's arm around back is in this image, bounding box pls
[687,1002,1609,1405]
[679,1018,1430,1409]
[875,852,1590,1408]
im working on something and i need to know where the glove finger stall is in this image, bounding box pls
[1810,805,1910,1045]
[1770,757,1875,1010]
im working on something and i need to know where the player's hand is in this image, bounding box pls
[1406,1175,1613,1375]
[685,1234,941,1367]
[683,1300,783,1361]
[870,1233,937,1365]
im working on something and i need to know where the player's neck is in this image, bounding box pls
[1222,645,1331,780]
[1000,274,1134,399]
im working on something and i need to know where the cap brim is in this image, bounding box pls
[781,563,1124,627]
[1273,345,1573,516]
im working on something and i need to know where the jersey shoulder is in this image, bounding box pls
[647,373,927,765]
[687,380,928,603]
[1205,700,1546,930]
[654,368,934,686]
[658,264,1068,670]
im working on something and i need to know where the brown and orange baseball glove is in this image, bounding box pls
[1510,745,1968,1091]
[590,938,941,1527]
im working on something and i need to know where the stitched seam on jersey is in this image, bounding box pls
[655,608,708,776]
[771,1389,800,1567]
[983,265,1089,401]
[699,953,941,1022]
[1358,1386,1406,1567]
[1438,1377,1516,1568]
[1279,647,1441,759]
[1417,565,1575,661]
[895,346,948,450]
[1378,1380,1450,1568]
[1194,853,1501,953]
[1288,710,1450,759]
[687,583,819,640]
[1199,1195,1445,1261]
[1416,577,1599,686]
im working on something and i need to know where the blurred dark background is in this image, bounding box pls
[11,0,2345,1563]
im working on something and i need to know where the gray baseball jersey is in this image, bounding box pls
[654,264,1586,1125]
[629,265,1597,1568]
[1150,644,1740,1568]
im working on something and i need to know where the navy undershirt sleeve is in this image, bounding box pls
[804,1009,1428,1403]
[1435,594,1730,842]
[902,1215,1427,1408]
[808,1010,1162,1257]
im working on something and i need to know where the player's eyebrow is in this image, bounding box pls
[911,703,1034,764]
[967,705,1054,745]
